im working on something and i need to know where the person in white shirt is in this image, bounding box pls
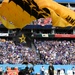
[0,67,2,75]
[40,66,45,75]
[72,67,75,75]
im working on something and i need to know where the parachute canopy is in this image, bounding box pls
[0,0,75,29]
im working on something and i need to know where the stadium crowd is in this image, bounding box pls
[30,18,52,26]
[0,39,38,64]
[0,38,75,65]
[34,40,75,65]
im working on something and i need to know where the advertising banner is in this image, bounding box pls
[55,34,75,38]
[0,33,9,36]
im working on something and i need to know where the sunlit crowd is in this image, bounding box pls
[34,39,75,65]
[0,38,75,65]
[0,39,38,64]
[29,18,52,26]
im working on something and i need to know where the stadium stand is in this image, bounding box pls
[0,23,75,74]
[0,0,75,75]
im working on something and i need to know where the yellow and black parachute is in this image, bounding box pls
[0,0,75,29]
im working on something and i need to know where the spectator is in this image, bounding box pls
[29,66,35,75]
[72,67,75,75]
[0,67,2,75]
[48,61,54,75]
[24,65,30,75]
[40,66,45,75]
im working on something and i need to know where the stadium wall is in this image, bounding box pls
[0,64,75,74]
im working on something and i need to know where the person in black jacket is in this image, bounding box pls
[24,65,30,75]
[29,66,35,75]
[48,61,54,75]
[0,67,2,75]
[19,65,30,75]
